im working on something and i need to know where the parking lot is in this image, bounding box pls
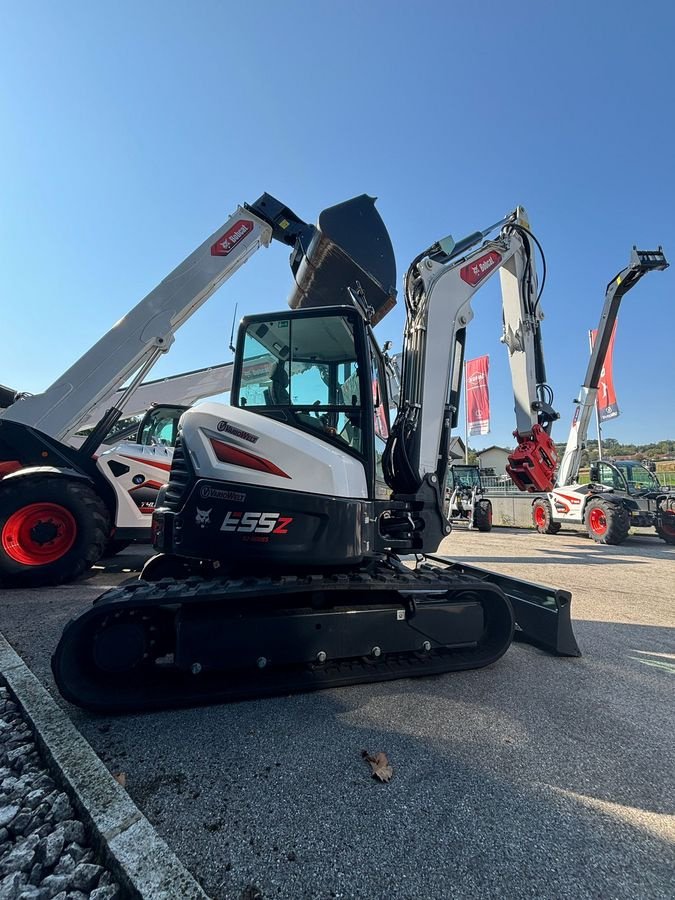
[1,527,673,900]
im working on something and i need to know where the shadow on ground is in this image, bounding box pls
[64,619,675,900]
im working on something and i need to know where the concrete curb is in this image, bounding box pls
[0,631,209,900]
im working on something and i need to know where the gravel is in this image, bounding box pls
[0,684,123,900]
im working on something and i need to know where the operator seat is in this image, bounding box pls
[268,360,325,434]
[268,361,290,405]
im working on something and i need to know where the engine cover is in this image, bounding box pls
[155,479,372,567]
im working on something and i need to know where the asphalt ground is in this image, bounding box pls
[1,528,674,900]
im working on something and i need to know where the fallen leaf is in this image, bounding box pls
[361,750,393,783]
[113,772,127,787]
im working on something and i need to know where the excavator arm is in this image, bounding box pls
[384,208,559,498]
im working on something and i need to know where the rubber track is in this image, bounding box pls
[52,562,515,712]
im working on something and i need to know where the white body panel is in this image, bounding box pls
[1,208,271,441]
[180,402,368,499]
[547,485,593,524]
[97,441,174,532]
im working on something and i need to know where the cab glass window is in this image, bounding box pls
[370,343,389,495]
[139,409,181,446]
[238,316,364,453]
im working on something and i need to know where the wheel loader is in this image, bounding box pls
[446,465,492,531]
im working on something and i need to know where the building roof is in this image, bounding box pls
[476,445,510,456]
[448,436,466,459]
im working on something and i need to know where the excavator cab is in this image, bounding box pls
[232,305,390,494]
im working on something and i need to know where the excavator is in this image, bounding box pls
[53,194,580,712]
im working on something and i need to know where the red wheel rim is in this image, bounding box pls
[1,503,77,566]
[588,507,607,535]
[534,505,547,527]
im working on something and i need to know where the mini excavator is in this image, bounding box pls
[53,195,579,711]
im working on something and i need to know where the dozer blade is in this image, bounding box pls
[426,555,581,657]
[287,195,397,325]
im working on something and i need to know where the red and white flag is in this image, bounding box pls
[466,355,490,436]
[590,323,620,422]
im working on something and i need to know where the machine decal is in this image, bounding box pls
[129,480,164,514]
[199,485,246,502]
[210,220,254,256]
[216,420,259,444]
[195,508,212,527]
[460,251,502,286]
[120,454,172,472]
[555,492,581,505]
[209,438,291,479]
[220,511,293,534]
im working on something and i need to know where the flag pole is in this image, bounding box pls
[464,359,469,463]
[589,330,603,461]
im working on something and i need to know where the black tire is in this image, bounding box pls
[473,499,493,532]
[532,498,561,534]
[584,498,630,545]
[0,475,110,587]
[655,510,675,545]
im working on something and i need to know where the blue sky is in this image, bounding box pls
[1,1,673,448]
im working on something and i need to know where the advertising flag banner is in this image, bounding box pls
[590,323,620,422]
[466,355,490,436]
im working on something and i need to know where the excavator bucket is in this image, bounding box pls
[287,195,397,325]
[427,556,581,657]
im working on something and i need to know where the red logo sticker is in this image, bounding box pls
[210,220,254,256]
[460,251,502,286]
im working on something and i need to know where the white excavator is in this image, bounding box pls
[52,197,580,713]
[531,247,672,545]
[0,193,342,585]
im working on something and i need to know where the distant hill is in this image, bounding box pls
[553,438,675,468]
[465,438,675,469]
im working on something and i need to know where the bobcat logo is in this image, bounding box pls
[195,508,212,528]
